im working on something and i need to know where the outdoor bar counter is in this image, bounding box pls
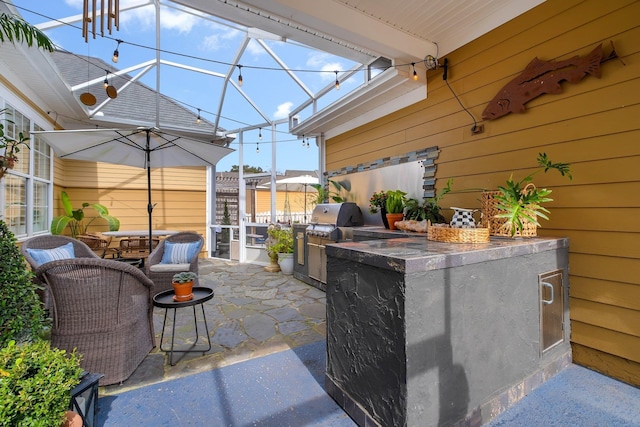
[324,235,571,427]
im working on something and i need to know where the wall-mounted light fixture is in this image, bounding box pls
[423,55,448,81]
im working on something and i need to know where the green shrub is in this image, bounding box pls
[0,340,82,427]
[0,220,45,347]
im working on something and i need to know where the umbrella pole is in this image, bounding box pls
[146,130,154,253]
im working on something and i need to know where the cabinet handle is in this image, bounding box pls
[541,281,554,305]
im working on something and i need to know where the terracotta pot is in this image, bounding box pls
[172,280,194,302]
[62,411,82,427]
[386,213,404,230]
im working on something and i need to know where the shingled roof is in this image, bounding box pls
[50,50,227,141]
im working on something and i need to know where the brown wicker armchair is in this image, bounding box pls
[146,232,204,293]
[34,258,155,385]
[20,235,101,311]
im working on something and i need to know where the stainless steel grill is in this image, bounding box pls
[305,203,363,284]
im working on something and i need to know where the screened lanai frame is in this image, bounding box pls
[13,0,384,261]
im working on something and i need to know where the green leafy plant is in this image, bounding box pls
[385,190,407,214]
[266,224,294,256]
[0,13,55,52]
[221,200,232,243]
[0,220,45,348]
[50,191,120,238]
[172,271,197,284]
[0,340,82,427]
[494,153,572,236]
[405,179,453,223]
[311,179,350,204]
[368,191,388,214]
[0,109,30,182]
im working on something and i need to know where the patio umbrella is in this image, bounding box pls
[33,127,234,250]
[272,175,319,222]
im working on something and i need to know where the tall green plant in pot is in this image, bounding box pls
[50,191,120,238]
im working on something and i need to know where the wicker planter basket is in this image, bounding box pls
[427,225,490,243]
[481,191,537,237]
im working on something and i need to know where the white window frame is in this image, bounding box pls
[1,99,53,240]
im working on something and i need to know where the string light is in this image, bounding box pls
[112,40,122,63]
[237,65,243,87]
[103,71,109,89]
[258,128,262,140]
[412,62,418,81]
[196,108,201,124]
[256,142,259,153]
[302,135,306,146]
[334,71,340,90]
[306,139,310,148]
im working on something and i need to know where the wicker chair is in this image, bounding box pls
[146,232,204,293]
[20,235,100,311]
[34,258,156,385]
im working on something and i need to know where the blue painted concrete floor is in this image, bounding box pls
[98,339,640,426]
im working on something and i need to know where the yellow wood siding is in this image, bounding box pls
[325,0,640,385]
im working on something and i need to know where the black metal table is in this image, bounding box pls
[153,286,214,366]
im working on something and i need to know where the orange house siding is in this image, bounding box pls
[326,0,640,385]
[53,158,208,254]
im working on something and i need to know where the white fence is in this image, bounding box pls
[247,211,310,224]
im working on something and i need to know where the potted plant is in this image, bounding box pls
[385,190,407,230]
[369,191,390,228]
[266,224,294,274]
[310,179,350,205]
[404,179,453,225]
[50,191,120,238]
[0,340,83,427]
[171,271,197,302]
[486,153,572,237]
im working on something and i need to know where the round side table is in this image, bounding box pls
[153,286,214,366]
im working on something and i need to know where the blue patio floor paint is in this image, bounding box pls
[486,364,640,427]
[97,340,356,427]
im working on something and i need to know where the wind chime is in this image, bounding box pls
[82,0,120,42]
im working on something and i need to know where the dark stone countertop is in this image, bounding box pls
[326,235,569,274]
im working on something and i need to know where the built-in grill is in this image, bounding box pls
[306,203,363,284]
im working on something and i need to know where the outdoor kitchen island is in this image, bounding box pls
[324,235,571,427]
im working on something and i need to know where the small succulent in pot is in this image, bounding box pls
[172,271,197,284]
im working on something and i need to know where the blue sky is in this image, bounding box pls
[11,0,364,173]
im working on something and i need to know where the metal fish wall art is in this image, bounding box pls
[482,43,619,120]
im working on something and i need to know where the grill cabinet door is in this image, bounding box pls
[539,270,564,354]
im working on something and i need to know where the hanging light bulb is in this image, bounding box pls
[334,71,340,90]
[237,65,243,87]
[256,142,259,153]
[306,139,310,148]
[103,72,109,89]
[196,108,201,124]
[258,128,262,140]
[302,135,306,147]
[112,40,122,63]
[412,63,418,81]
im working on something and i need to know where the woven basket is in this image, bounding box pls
[481,191,537,237]
[427,225,490,243]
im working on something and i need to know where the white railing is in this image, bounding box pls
[247,211,310,224]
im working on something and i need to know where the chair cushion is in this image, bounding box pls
[160,241,200,264]
[149,263,191,272]
[26,242,75,266]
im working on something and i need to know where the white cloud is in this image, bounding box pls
[273,102,293,119]
[200,23,242,52]
[306,52,343,81]
[245,39,265,57]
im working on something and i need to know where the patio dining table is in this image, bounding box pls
[103,230,179,237]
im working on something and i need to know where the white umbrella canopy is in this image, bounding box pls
[260,175,319,222]
[33,127,234,249]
